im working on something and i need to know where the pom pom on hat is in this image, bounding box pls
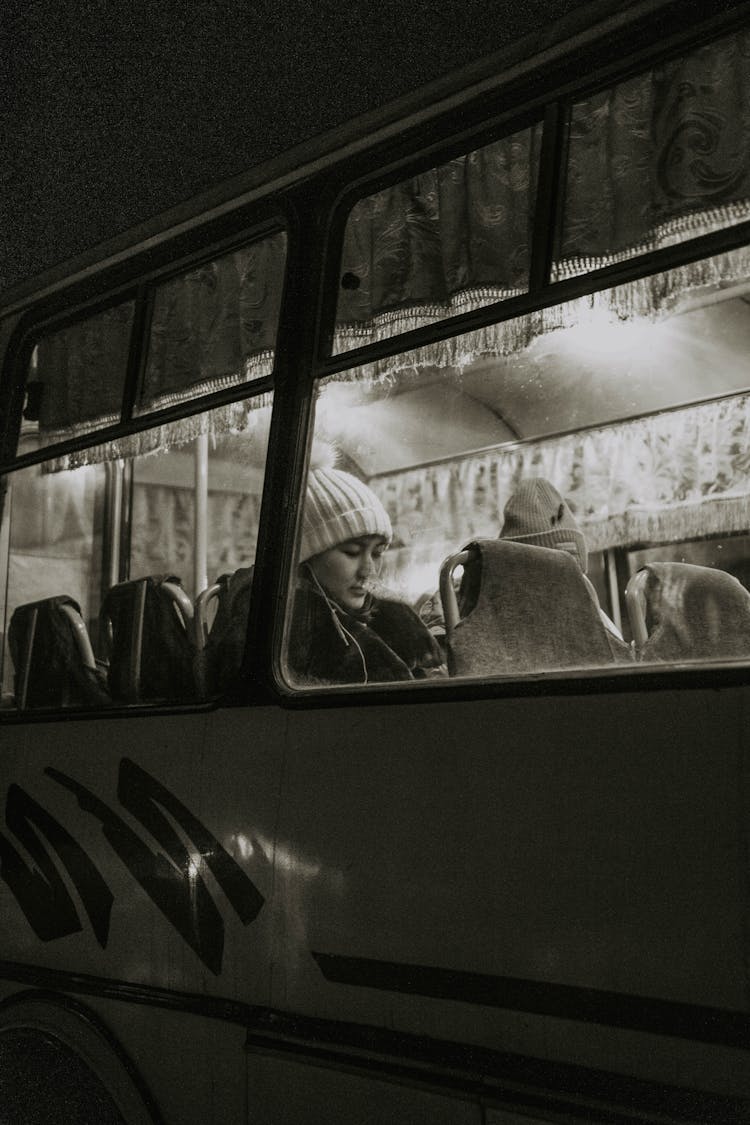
[499,477,588,573]
[300,466,392,563]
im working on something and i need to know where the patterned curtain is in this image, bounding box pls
[131,484,262,597]
[34,233,286,468]
[141,233,286,411]
[334,123,543,351]
[371,391,750,580]
[556,27,750,277]
[34,302,134,440]
[331,25,750,377]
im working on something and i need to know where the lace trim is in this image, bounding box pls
[136,351,274,412]
[551,200,750,281]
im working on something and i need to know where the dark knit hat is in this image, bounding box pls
[499,477,588,573]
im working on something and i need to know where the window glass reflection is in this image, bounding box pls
[1,397,271,710]
[286,246,750,686]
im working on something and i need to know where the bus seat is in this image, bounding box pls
[100,575,196,703]
[7,595,110,710]
[625,562,750,662]
[440,539,632,676]
[194,566,254,697]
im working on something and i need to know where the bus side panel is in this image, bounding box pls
[246,1049,482,1125]
[270,687,750,1097]
[0,688,747,1116]
[0,710,283,999]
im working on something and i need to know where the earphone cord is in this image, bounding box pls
[305,565,369,684]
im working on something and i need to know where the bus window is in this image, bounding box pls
[554,26,750,280]
[0,397,272,710]
[130,419,269,593]
[284,242,750,687]
[0,458,108,710]
[136,230,286,414]
[0,229,285,711]
[333,122,542,354]
[22,301,135,450]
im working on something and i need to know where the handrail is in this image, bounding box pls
[624,569,650,651]
[439,550,471,633]
[194,583,221,650]
[58,604,98,670]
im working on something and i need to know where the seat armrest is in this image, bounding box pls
[439,550,471,633]
[625,569,650,651]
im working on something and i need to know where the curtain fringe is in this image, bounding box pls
[42,392,274,473]
[136,352,274,413]
[39,233,750,480]
[584,495,750,553]
[551,201,750,281]
[327,242,750,388]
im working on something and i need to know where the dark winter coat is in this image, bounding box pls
[287,583,446,686]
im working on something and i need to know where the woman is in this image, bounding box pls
[287,465,445,685]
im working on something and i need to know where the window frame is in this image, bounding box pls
[269,7,750,704]
[0,211,288,476]
[0,210,290,719]
[2,3,750,718]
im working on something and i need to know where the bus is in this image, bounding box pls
[2,1,750,1121]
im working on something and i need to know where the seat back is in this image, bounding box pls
[626,562,750,662]
[194,566,254,697]
[100,575,195,703]
[8,595,110,709]
[440,539,632,677]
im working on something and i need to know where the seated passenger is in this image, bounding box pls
[287,465,445,685]
[499,477,625,643]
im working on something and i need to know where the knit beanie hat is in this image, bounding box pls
[499,477,588,573]
[300,467,392,563]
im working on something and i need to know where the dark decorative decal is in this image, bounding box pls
[116,758,264,928]
[46,760,264,975]
[311,951,750,1048]
[0,785,113,945]
[0,760,264,975]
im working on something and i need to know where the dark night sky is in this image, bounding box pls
[2,0,599,296]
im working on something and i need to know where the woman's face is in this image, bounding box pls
[306,535,388,612]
